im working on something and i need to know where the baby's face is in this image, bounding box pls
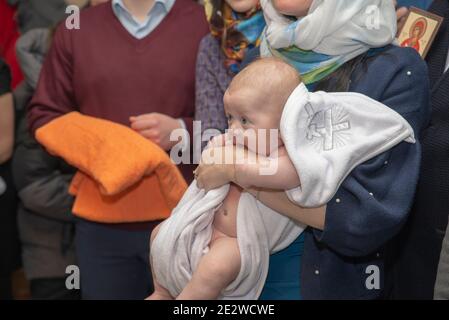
[272,0,313,17]
[224,86,284,156]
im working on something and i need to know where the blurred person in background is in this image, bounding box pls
[195,0,265,148]
[392,0,449,300]
[11,26,80,300]
[0,58,21,300]
[27,0,209,299]
[0,0,23,88]
[7,0,89,34]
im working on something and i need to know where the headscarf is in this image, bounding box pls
[205,0,266,73]
[260,0,397,84]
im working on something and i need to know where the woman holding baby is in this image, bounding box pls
[194,0,431,300]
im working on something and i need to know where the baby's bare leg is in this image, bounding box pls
[177,233,241,300]
[146,224,174,300]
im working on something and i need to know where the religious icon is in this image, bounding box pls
[398,7,443,58]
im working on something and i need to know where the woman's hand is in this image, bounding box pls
[130,113,183,151]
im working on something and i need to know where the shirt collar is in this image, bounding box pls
[112,0,174,20]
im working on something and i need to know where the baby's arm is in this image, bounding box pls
[203,134,301,191]
[235,147,301,190]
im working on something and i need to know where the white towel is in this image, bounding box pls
[151,85,415,300]
[151,181,305,300]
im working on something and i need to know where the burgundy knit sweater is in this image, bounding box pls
[28,0,209,181]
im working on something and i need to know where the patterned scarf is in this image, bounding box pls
[205,0,265,73]
[263,45,344,85]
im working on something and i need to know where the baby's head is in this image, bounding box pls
[223,57,301,154]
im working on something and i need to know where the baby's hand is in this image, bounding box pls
[195,144,236,191]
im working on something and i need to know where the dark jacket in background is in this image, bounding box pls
[0,59,21,288]
[7,0,68,33]
[12,29,77,281]
[392,0,449,300]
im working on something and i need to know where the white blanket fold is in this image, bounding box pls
[151,84,415,300]
[152,182,305,300]
[282,83,415,207]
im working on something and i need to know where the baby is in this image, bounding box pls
[148,57,303,300]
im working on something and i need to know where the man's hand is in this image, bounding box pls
[130,113,183,151]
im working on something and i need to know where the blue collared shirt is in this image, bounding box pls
[112,0,175,39]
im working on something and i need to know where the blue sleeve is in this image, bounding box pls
[313,48,431,257]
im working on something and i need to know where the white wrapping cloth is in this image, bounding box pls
[151,182,305,300]
[151,84,415,300]
[282,83,415,207]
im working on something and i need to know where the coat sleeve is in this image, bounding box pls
[27,23,77,135]
[18,172,75,223]
[15,29,49,90]
[12,140,75,222]
[312,49,431,257]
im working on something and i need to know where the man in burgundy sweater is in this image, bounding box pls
[28,0,208,299]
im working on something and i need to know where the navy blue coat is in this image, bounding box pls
[300,45,431,299]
